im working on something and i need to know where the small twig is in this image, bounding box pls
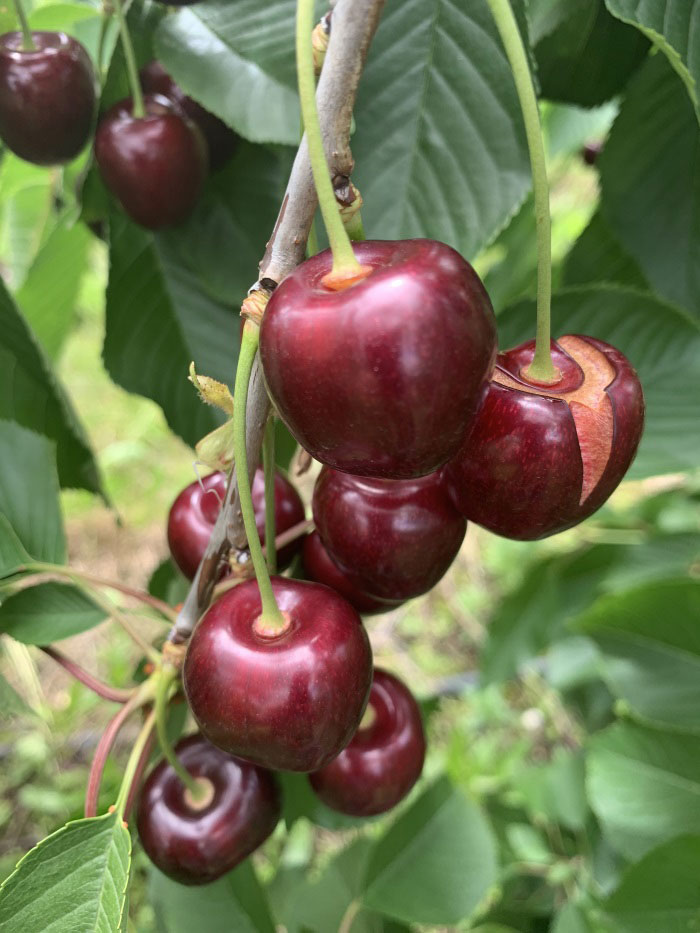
[40,646,133,704]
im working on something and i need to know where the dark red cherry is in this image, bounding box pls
[167,469,305,580]
[309,669,425,817]
[301,532,403,616]
[136,734,280,885]
[0,32,95,165]
[444,335,644,540]
[183,577,373,772]
[140,61,238,170]
[259,239,497,479]
[312,467,466,601]
[94,93,207,230]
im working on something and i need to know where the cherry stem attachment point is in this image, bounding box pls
[40,646,133,704]
[112,0,145,119]
[262,417,277,575]
[154,664,203,800]
[11,0,34,50]
[486,0,558,384]
[234,324,286,630]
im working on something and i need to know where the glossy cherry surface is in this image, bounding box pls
[309,669,425,817]
[301,531,403,616]
[94,93,207,230]
[140,61,238,170]
[168,469,305,580]
[184,577,373,772]
[313,467,466,601]
[259,239,497,479]
[0,32,95,165]
[444,335,644,540]
[136,734,281,885]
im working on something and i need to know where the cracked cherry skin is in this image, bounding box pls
[259,239,497,479]
[94,93,207,230]
[168,469,305,580]
[301,531,403,616]
[140,61,238,170]
[183,577,373,772]
[443,335,644,540]
[309,669,425,817]
[313,467,466,601]
[0,32,96,165]
[137,734,281,885]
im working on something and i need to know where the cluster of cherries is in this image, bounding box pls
[0,29,234,229]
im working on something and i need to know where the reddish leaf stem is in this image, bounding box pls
[40,646,133,704]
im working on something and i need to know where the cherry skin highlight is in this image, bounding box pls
[0,32,96,165]
[140,61,238,170]
[443,335,644,540]
[167,469,306,580]
[301,531,403,616]
[312,467,466,601]
[136,734,281,885]
[183,577,373,772]
[309,669,425,817]
[259,239,497,479]
[94,93,207,230]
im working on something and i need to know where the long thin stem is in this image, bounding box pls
[234,325,285,629]
[40,646,133,704]
[296,0,364,286]
[262,418,277,575]
[114,708,156,821]
[154,666,202,798]
[306,218,319,257]
[122,728,155,821]
[112,0,145,118]
[486,0,558,384]
[11,0,34,50]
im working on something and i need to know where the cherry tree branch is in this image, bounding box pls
[168,0,384,644]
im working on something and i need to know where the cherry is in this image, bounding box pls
[312,467,466,601]
[183,577,373,772]
[136,734,281,885]
[0,32,96,165]
[309,669,425,817]
[94,93,207,230]
[301,531,403,616]
[140,61,238,170]
[167,469,306,580]
[443,336,645,540]
[259,239,497,479]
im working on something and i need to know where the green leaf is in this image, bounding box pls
[497,285,700,478]
[587,721,700,858]
[0,275,102,494]
[605,0,700,116]
[150,860,275,933]
[515,749,588,831]
[0,514,31,579]
[148,559,189,608]
[0,668,33,720]
[535,0,649,106]
[0,812,131,932]
[362,777,498,925]
[550,903,604,933]
[599,55,700,317]
[603,834,700,933]
[0,583,106,644]
[576,578,700,732]
[562,211,647,290]
[0,421,65,563]
[352,0,530,258]
[0,157,56,288]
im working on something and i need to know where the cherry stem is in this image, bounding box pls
[112,0,145,119]
[154,665,203,800]
[40,646,133,704]
[262,417,277,575]
[306,218,319,257]
[486,0,558,384]
[114,707,156,821]
[296,0,362,282]
[11,0,34,50]
[234,324,285,628]
[121,725,155,822]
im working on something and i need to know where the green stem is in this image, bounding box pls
[154,666,202,798]
[296,0,362,282]
[306,217,319,257]
[234,325,285,628]
[486,0,558,383]
[11,0,34,50]
[113,0,145,118]
[345,210,366,242]
[262,417,277,575]
[114,707,156,820]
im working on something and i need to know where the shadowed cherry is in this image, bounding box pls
[183,577,373,772]
[309,669,425,817]
[94,93,207,230]
[167,469,306,580]
[312,467,466,601]
[259,239,497,479]
[136,734,281,885]
[443,335,644,540]
[0,32,95,165]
